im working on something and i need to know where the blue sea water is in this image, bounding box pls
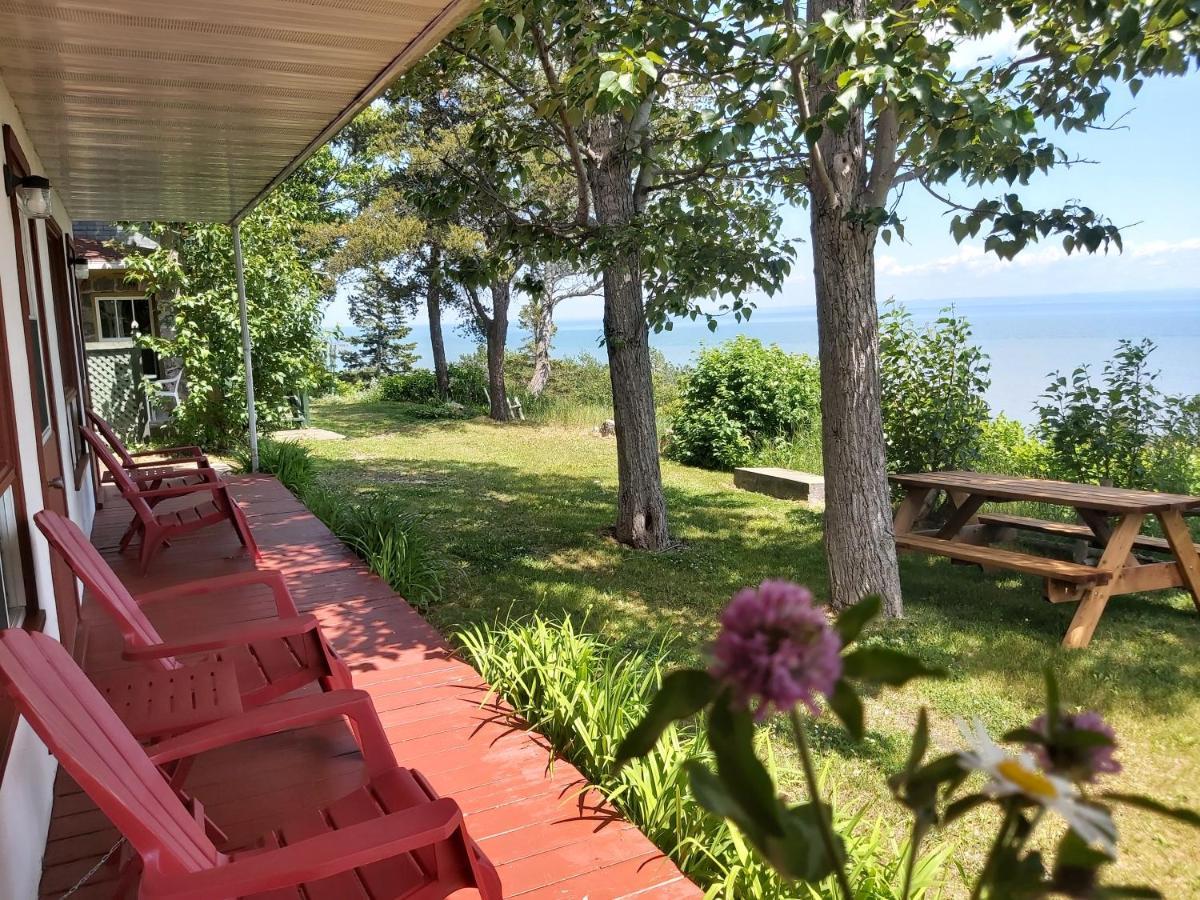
[396,289,1200,424]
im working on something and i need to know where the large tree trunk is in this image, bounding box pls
[588,117,670,550]
[807,0,903,615]
[526,300,553,397]
[426,245,449,399]
[485,279,511,422]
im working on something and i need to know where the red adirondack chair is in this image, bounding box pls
[35,510,350,708]
[0,629,503,900]
[81,425,260,573]
[88,407,210,473]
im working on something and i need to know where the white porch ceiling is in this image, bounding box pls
[0,0,476,222]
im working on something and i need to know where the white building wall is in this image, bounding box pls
[0,74,95,900]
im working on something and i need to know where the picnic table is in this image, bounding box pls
[889,471,1200,648]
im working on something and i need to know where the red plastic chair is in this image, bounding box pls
[0,629,502,900]
[81,425,260,573]
[88,407,209,472]
[36,510,350,708]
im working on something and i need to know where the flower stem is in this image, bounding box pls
[970,801,1018,900]
[789,709,854,900]
[900,819,924,900]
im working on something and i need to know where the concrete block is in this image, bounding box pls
[734,467,825,503]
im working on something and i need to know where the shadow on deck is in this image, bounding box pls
[39,475,698,899]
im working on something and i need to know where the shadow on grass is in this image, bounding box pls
[311,444,1199,718]
[312,401,483,440]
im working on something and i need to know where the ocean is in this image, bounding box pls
[389,289,1200,424]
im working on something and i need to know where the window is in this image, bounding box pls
[95,295,153,341]
[0,488,25,629]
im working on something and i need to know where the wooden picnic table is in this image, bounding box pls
[889,471,1200,648]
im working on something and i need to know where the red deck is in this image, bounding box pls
[39,475,699,899]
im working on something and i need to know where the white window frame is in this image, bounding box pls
[93,294,156,342]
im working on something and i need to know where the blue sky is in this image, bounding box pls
[324,67,1200,330]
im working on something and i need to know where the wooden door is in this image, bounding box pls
[5,127,78,650]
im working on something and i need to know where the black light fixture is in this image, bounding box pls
[3,164,52,219]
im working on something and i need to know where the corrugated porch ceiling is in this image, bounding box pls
[0,0,476,223]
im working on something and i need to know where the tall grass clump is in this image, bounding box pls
[235,438,317,495]
[244,440,447,609]
[306,488,447,609]
[457,614,948,899]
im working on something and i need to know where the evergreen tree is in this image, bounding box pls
[341,264,418,378]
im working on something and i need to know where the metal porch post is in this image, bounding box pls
[232,221,259,472]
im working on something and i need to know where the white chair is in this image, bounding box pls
[143,369,183,438]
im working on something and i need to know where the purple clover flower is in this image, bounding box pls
[1028,710,1122,783]
[710,580,843,721]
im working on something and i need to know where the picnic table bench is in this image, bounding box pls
[890,471,1200,648]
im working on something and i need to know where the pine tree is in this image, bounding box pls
[340,265,418,378]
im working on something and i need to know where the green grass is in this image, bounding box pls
[306,399,1200,897]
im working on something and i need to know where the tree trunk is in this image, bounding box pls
[426,245,449,399]
[588,116,670,550]
[527,301,553,397]
[805,0,903,614]
[485,279,511,422]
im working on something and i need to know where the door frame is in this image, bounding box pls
[3,124,78,652]
[0,124,47,775]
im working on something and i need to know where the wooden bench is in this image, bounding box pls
[976,513,1191,554]
[896,533,1111,584]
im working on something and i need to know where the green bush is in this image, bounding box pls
[880,303,991,475]
[666,337,820,470]
[377,364,489,407]
[457,613,948,899]
[446,362,489,406]
[1036,339,1200,492]
[975,415,1051,479]
[379,369,440,403]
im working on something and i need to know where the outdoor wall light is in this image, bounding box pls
[71,257,90,281]
[3,165,53,219]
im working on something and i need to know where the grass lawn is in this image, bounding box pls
[307,399,1200,896]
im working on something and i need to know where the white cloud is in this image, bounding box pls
[949,22,1025,70]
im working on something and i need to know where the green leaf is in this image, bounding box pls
[616,669,716,764]
[943,792,990,824]
[1102,793,1200,828]
[903,708,929,776]
[708,695,784,835]
[773,801,842,882]
[842,646,946,686]
[834,594,881,645]
[827,679,864,741]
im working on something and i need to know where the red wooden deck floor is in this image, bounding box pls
[39,475,699,899]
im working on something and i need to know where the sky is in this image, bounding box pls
[323,65,1200,331]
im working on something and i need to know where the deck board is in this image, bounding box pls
[38,475,698,899]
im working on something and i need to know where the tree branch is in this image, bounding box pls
[783,0,840,207]
[530,19,592,226]
[862,103,900,210]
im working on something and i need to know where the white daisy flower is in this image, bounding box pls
[956,718,1117,858]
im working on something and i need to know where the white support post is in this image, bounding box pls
[232,221,259,472]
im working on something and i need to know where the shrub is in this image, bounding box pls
[377,364,489,407]
[880,302,990,474]
[457,613,948,899]
[666,337,820,470]
[1037,338,1180,489]
[379,369,440,403]
[446,361,489,406]
[976,415,1051,479]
